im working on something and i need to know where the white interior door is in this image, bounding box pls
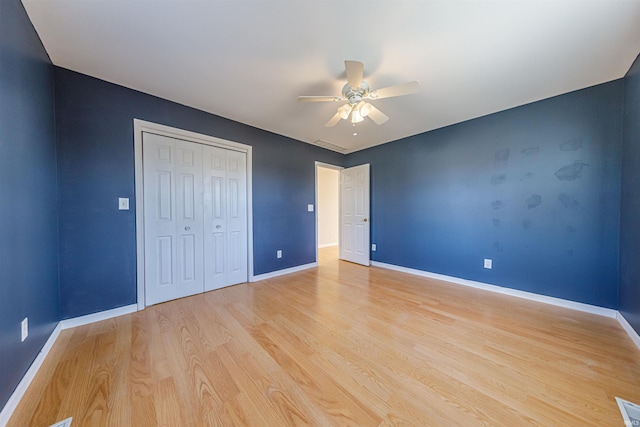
[340,164,370,266]
[203,146,248,291]
[143,133,204,305]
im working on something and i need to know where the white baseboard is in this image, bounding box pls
[372,261,618,318]
[251,262,317,282]
[60,304,138,330]
[616,312,640,351]
[318,243,338,249]
[0,322,62,427]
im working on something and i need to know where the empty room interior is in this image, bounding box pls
[3,0,640,425]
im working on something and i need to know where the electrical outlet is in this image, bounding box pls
[21,317,28,342]
[277,250,282,259]
[371,243,377,251]
[484,259,493,269]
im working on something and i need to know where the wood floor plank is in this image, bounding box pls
[7,246,640,426]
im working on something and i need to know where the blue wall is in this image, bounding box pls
[347,81,623,308]
[0,0,60,411]
[620,53,640,332]
[54,68,343,319]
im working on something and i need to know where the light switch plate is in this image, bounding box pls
[118,198,129,210]
[307,204,314,212]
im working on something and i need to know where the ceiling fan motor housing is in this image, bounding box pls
[342,81,370,105]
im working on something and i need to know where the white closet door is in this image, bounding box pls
[143,133,204,305]
[203,146,247,291]
[225,149,248,286]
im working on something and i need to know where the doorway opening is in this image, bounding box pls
[315,163,341,262]
[315,161,371,266]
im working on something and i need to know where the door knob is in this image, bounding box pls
[363,218,368,222]
[216,225,222,229]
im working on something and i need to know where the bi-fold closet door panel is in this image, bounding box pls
[143,133,204,306]
[203,146,247,291]
[143,132,247,306]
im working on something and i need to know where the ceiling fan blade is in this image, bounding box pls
[345,60,364,88]
[364,104,389,125]
[325,111,343,127]
[369,81,420,100]
[298,95,343,102]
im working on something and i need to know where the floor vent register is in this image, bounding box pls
[48,417,72,427]
[617,397,640,426]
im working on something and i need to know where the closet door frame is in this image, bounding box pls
[134,119,254,310]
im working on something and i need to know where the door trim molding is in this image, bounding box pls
[134,119,254,310]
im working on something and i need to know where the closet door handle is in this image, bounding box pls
[216,225,222,229]
[184,226,191,231]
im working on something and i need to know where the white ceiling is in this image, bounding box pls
[22,0,640,153]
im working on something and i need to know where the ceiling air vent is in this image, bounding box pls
[311,140,348,154]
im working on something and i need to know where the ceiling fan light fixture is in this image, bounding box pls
[351,109,364,124]
[338,104,351,120]
[358,102,372,118]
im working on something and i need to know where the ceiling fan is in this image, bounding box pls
[297,60,419,127]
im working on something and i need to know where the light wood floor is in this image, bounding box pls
[8,247,640,426]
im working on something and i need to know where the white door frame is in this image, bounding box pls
[314,161,343,263]
[134,119,254,310]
